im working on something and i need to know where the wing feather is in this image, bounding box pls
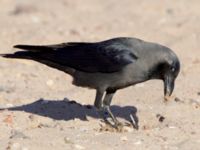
[12,39,138,73]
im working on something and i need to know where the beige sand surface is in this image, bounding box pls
[0,0,200,149]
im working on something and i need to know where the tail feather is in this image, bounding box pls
[13,45,53,52]
[0,51,75,75]
[0,51,36,59]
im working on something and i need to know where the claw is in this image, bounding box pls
[130,114,139,130]
[98,106,123,129]
[99,106,139,131]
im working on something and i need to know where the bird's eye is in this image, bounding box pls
[171,67,175,72]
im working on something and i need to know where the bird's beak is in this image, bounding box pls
[164,75,174,101]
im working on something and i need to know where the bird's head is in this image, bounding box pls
[150,50,180,101]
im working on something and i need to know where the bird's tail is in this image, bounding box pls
[0,45,75,75]
[0,51,37,59]
[13,44,54,52]
[1,43,55,59]
[1,43,56,59]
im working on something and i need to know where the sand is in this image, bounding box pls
[0,0,200,149]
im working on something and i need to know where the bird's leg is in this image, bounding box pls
[94,90,104,110]
[102,90,123,128]
[94,89,122,129]
[94,90,108,121]
[94,90,117,126]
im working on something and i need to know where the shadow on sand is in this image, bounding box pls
[0,98,138,123]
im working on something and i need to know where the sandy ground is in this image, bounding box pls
[0,0,200,149]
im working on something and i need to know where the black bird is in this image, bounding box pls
[1,37,180,128]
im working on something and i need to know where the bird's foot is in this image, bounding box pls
[99,119,124,132]
[98,107,139,131]
[98,108,123,131]
[106,117,124,129]
[129,113,139,130]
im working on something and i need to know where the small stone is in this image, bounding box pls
[31,16,40,23]
[10,5,36,15]
[11,142,21,149]
[156,114,165,123]
[168,126,176,129]
[64,137,73,144]
[6,103,14,107]
[38,123,51,128]
[3,114,13,125]
[123,126,134,132]
[69,29,80,36]
[94,132,103,136]
[174,97,184,103]
[10,130,29,139]
[46,80,54,87]
[191,131,196,135]
[159,116,165,122]
[192,59,200,64]
[120,136,128,141]
[166,8,174,15]
[28,114,35,121]
[189,99,200,108]
[73,118,79,122]
[80,127,89,132]
[74,144,85,150]
[29,122,40,129]
[99,123,116,132]
[142,125,151,130]
[134,140,142,145]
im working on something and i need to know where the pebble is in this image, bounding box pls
[120,136,128,141]
[134,140,142,145]
[73,118,80,122]
[31,16,40,23]
[168,126,177,129]
[3,114,13,124]
[166,8,174,15]
[6,103,14,107]
[142,125,151,130]
[174,97,183,102]
[10,130,29,139]
[69,29,80,36]
[28,114,36,121]
[7,142,21,150]
[46,80,54,87]
[94,132,103,136]
[189,99,200,108]
[156,114,165,122]
[64,137,73,144]
[74,144,85,150]
[123,126,134,132]
[79,127,89,132]
[12,143,20,149]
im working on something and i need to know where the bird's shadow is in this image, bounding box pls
[1,98,138,123]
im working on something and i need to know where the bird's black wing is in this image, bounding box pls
[9,41,138,73]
